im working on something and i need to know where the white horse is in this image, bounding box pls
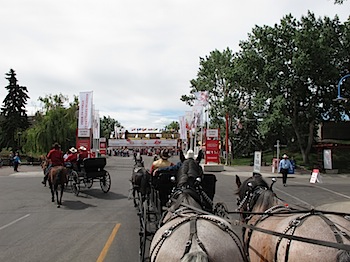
[150,189,247,262]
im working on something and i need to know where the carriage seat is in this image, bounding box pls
[81,158,107,178]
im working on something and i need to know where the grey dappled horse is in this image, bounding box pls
[150,189,247,262]
[236,174,350,262]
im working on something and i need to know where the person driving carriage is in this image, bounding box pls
[41,142,64,186]
[77,146,88,171]
[177,149,203,188]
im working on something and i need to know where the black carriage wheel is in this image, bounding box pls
[84,178,93,188]
[70,171,80,196]
[100,171,111,193]
[139,200,148,262]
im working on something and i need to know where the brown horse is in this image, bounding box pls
[41,157,69,208]
[150,189,247,262]
[236,174,350,262]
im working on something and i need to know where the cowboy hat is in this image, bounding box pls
[185,149,194,159]
[79,146,87,151]
[69,147,77,153]
[282,154,288,158]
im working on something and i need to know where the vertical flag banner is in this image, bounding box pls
[93,109,100,139]
[179,115,187,140]
[78,91,93,129]
[191,104,203,130]
[185,111,192,130]
[194,91,209,106]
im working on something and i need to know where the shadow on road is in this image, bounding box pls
[62,200,97,210]
[77,189,128,200]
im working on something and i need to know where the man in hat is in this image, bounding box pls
[150,149,174,175]
[42,142,64,185]
[64,147,78,170]
[278,154,292,186]
[77,146,89,171]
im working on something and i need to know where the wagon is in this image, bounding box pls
[68,157,111,196]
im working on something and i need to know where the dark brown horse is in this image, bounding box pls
[236,173,350,262]
[41,157,69,208]
[130,159,150,207]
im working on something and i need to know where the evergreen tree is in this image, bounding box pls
[0,69,29,150]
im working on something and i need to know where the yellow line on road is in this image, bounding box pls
[97,223,121,262]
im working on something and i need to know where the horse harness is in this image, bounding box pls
[244,205,350,262]
[149,211,246,262]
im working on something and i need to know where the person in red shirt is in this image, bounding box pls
[77,146,89,171]
[64,147,78,170]
[42,142,64,185]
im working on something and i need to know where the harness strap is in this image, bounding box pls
[181,217,198,258]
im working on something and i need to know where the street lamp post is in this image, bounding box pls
[334,74,350,102]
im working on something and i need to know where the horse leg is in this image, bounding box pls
[55,183,60,208]
[59,184,64,207]
[49,179,55,203]
[133,187,137,207]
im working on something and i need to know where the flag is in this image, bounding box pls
[78,91,93,129]
[194,91,209,106]
[179,115,187,140]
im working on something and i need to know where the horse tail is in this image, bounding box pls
[55,167,63,184]
[336,250,350,262]
[181,251,208,262]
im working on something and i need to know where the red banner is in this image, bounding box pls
[205,140,220,164]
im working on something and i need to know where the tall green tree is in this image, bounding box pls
[235,12,350,163]
[0,69,29,150]
[181,48,260,157]
[165,121,179,131]
[100,116,122,138]
[22,94,78,154]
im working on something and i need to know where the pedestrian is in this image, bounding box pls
[13,152,21,172]
[278,154,292,187]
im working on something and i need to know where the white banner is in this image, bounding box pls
[194,91,209,106]
[253,151,262,173]
[323,149,332,170]
[179,115,187,140]
[108,139,178,147]
[92,108,100,139]
[78,91,93,129]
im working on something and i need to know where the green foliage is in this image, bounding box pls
[22,94,77,154]
[165,121,179,131]
[235,12,350,163]
[100,116,122,138]
[0,69,29,150]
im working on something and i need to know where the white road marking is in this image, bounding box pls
[9,172,43,177]
[0,214,30,231]
[311,184,350,200]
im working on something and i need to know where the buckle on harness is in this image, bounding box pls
[163,229,172,237]
[290,219,301,227]
[185,240,192,247]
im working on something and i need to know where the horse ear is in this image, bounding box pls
[236,175,242,188]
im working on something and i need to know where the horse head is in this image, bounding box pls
[236,173,278,219]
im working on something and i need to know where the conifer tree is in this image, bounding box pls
[0,69,29,150]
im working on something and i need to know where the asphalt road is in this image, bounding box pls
[0,155,349,262]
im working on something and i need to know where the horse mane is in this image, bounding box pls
[168,190,202,213]
[252,190,278,213]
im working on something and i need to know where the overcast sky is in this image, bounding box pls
[0,1,349,130]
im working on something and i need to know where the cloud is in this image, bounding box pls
[0,0,349,129]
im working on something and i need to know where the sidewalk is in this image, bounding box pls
[0,165,43,176]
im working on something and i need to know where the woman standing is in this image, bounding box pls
[13,152,21,172]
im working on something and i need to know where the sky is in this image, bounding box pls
[0,1,349,130]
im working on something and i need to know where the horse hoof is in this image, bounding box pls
[57,205,60,208]
[52,199,54,202]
